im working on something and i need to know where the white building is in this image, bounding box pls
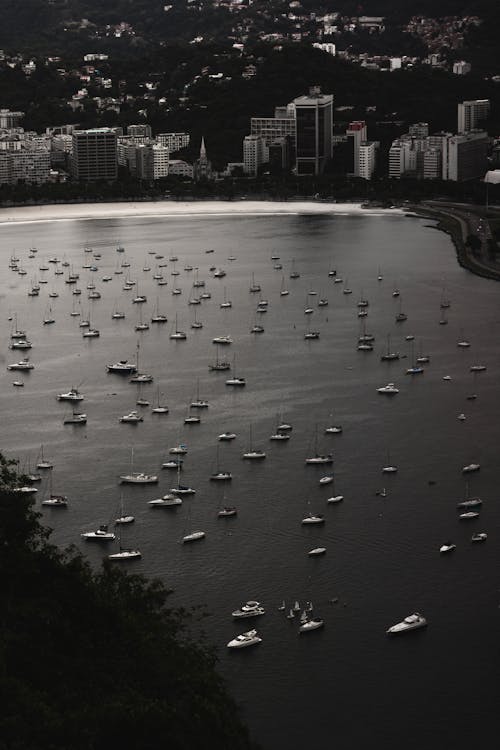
[453,61,471,75]
[346,120,367,177]
[313,43,336,56]
[157,132,190,153]
[167,159,193,178]
[243,135,268,176]
[358,141,378,180]
[458,99,490,134]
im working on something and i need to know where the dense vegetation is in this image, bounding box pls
[0,453,257,750]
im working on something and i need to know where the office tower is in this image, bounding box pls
[0,109,24,128]
[358,142,378,180]
[457,99,490,134]
[346,120,367,176]
[243,135,268,176]
[71,128,117,181]
[446,131,489,181]
[126,124,152,138]
[293,87,333,175]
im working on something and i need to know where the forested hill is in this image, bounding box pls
[0,453,258,750]
[0,0,498,51]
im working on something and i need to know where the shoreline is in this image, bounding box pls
[0,199,404,225]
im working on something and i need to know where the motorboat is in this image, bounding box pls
[182,530,205,543]
[64,412,87,424]
[219,432,236,441]
[7,358,34,371]
[443,375,452,381]
[305,454,333,465]
[299,618,324,633]
[120,472,158,484]
[81,524,116,542]
[82,328,100,338]
[251,324,265,333]
[129,372,154,383]
[458,413,466,421]
[242,450,266,460]
[382,464,398,474]
[9,339,32,350]
[470,365,486,372]
[148,494,182,507]
[227,629,262,649]
[14,486,38,494]
[210,471,232,481]
[459,511,479,520]
[212,335,232,345]
[377,383,399,395]
[406,366,424,375]
[319,475,334,485]
[57,388,84,402]
[324,425,342,434]
[232,601,265,619]
[357,343,373,351]
[301,514,325,525]
[304,331,320,340]
[308,547,326,556]
[270,432,290,441]
[184,415,201,424]
[169,444,188,454]
[226,377,246,386]
[108,548,141,560]
[457,498,482,508]
[440,542,456,553]
[386,613,427,635]
[462,463,480,474]
[218,507,237,517]
[115,514,135,524]
[106,360,137,374]
[327,495,344,503]
[41,494,68,506]
[171,485,196,496]
[471,532,487,543]
[161,459,183,469]
[119,411,143,424]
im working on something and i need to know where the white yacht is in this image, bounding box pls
[319,474,334,485]
[440,542,456,554]
[308,547,326,556]
[120,472,158,484]
[232,601,265,619]
[115,514,135,525]
[462,463,480,474]
[377,383,399,395]
[299,618,324,633]
[212,335,232,345]
[327,494,344,504]
[7,358,34,371]
[470,365,486,372]
[227,629,262,649]
[41,494,68,506]
[219,432,237,441]
[304,331,320,340]
[301,514,325,525]
[471,532,487,543]
[226,377,246,387]
[305,454,333,465]
[269,432,290,441]
[457,497,482,508]
[57,388,84,402]
[386,613,427,635]
[210,471,232,481]
[182,530,205,543]
[9,339,32,350]
[148,494,182,507]
[64,412,87,425]
[106,360,137,374]
[218,507,237,517]
[324,425,342,434]
[459,511,480,520]
[108,548,141,560]
[81,525,116,542]
[169,444,188,454]
[242,450,266,460]
[119,411,143,424]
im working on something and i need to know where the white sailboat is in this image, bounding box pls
[242,425,266,460]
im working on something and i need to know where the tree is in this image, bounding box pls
[0,453,258,750]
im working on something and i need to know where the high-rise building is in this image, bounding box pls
[243,135,268,176]
[127,124,152,138]
[453,61,471,75]
[346,120,367,176]
[251,113,296,146]
[293,87,333,175]
[157,132,190,153]
[457,99,490,134]
[71,128,117,181]
[446,131,489,181]
[135,143,169,180]
[409,122,429,138]
[358,141,378,180]
[422,148,442,180]
[0,109,24,129]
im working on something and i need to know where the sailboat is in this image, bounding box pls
[181,491,205,542]
[380,334,399,361]
[129,342,154,383]
[226,356,246,387]
[324,413,343,434]
[36,445,53,470]
[249,273,261,293]
[169,314,187,340]
[289,259,300,279]
[115,494,135,524]
[43,304,55,325]
[184,406,201,425]
[151,387,169,414]
[151,297,168,323]
[305,426,333,464]
[220,287,232,308]
[41,472,68,507]
[171,462,196,495]
[395,296,407,322]
[191,305,203,329]
[10,315,27,339]
[382,451,398,474]
[279,276,289,296]
[405,340,424,375]
[326,473,344,503]
[210,445,232,480]
[242,425,266,460]
[209,344,231,371]
[108,522,141,560]
[190,379,209,408]
[120,448,158,484]
[134,304,149,331]
[63,405,87,424]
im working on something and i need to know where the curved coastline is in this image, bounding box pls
[0,199,404,225]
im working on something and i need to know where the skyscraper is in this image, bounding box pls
[457,99,490,134]
[293,87,333,175]
[71,128,117,181]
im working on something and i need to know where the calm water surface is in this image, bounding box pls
[1,210,499,749]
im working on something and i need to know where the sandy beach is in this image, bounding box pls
[0,199,404,225]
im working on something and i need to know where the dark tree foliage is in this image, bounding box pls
[0,454,257,750]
